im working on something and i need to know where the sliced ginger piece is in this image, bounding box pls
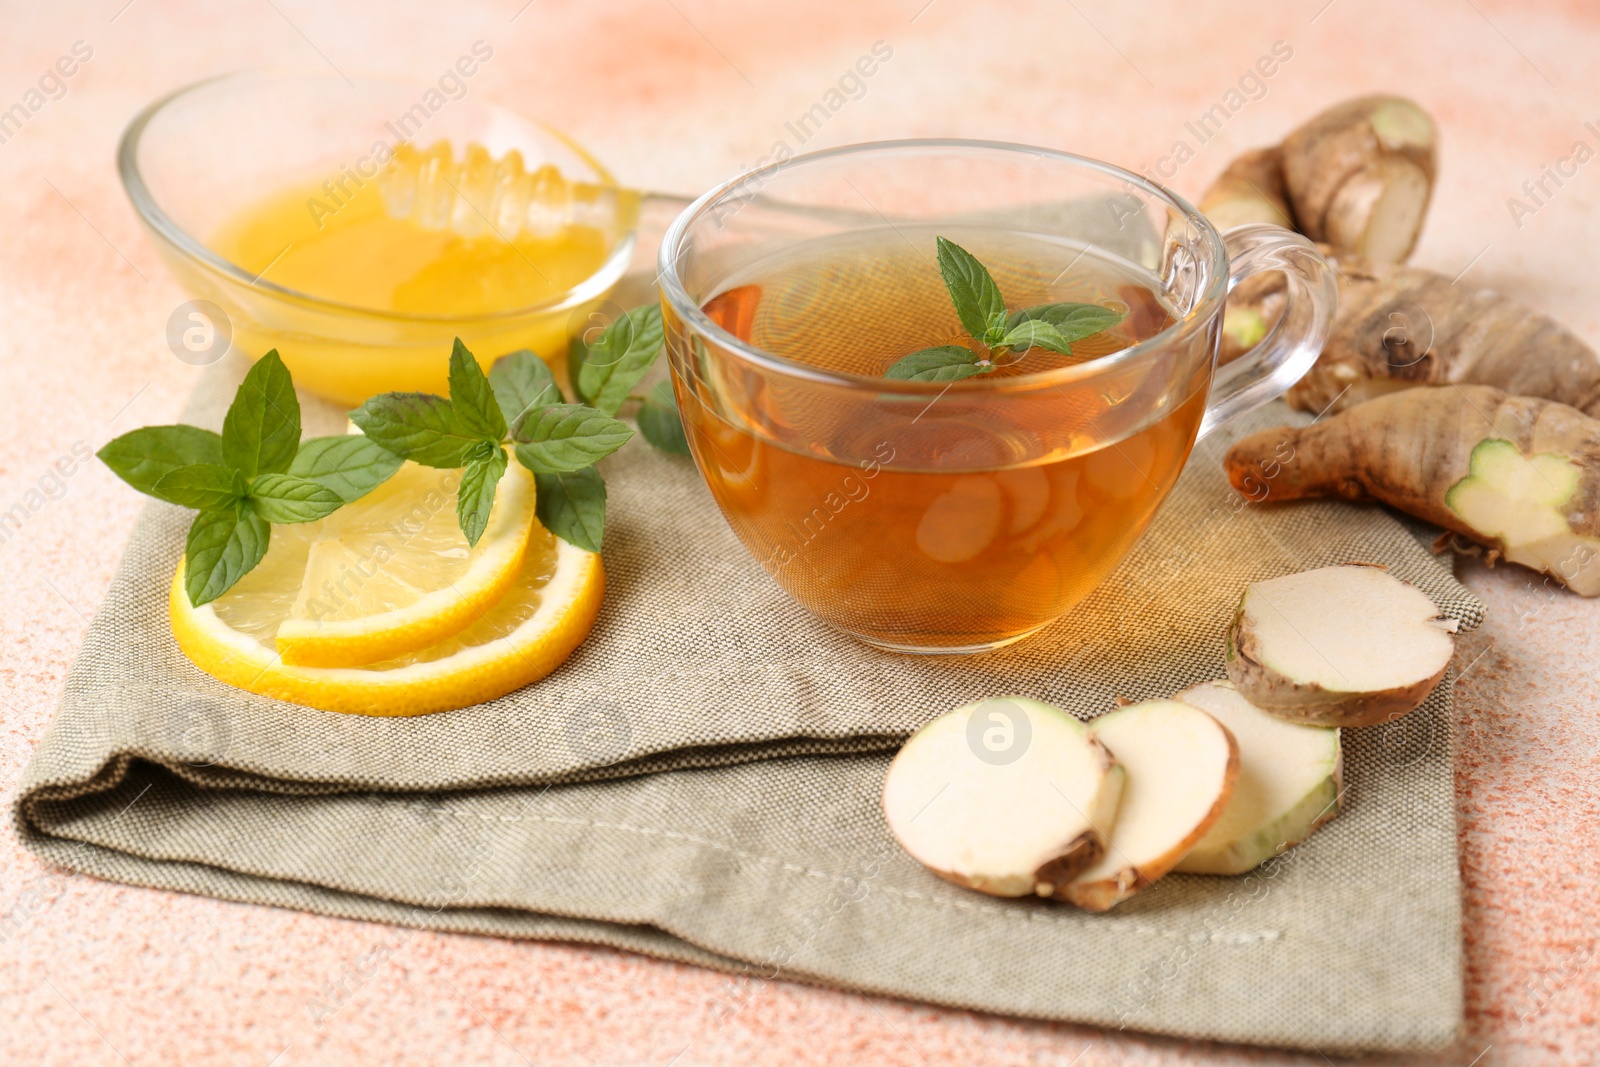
[1172,682,1342,875]
[1443,438,1600,590]
[1227,564,1455,727]
[1061,700,1238,912]
[882,697,1124,899]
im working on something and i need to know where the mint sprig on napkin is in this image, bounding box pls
[354,305,682,554]
[97,352,403,606]
[571,304,667,417]
[884,237,1128,381]
[97,307,689,606]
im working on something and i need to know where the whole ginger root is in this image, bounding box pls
[1201,147,1294,234]
[1211,98,1600,600]
[1224,385,1600,595]
[1219,249,1600,415]
[1207,95,1445,370]
[1201,94,1437,265]
[1279,96,1437,263]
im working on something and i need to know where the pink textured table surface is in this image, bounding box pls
[3,1,1598,1063]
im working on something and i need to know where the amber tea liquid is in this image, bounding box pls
[673,225,1207,652]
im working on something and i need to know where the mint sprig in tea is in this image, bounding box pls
[883,236,1133,381]
[671,226,1206,652]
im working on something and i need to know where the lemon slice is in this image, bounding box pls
[170,521,604,715]
[209,456,537,667]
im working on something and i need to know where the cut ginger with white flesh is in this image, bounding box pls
[1227,564,1456,728]
[1171,682,1343,875]
[881,698,1123,900]
[1062,700,1238,912]
[1224,388,1600,595]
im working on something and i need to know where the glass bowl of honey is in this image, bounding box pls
[119,68,638,405]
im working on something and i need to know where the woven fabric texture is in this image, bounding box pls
[16,356,1482,1052]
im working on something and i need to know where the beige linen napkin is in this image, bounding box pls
[15,354,1481,1053]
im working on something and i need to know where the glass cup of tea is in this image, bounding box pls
[658,139,1335,654]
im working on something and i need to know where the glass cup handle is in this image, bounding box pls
[1197,223,1338,439]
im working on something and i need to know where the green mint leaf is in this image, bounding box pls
[350,393,478,468]
[935,237,1006,345]
[97,425,224,499]
[287,435,404,503]
[998,318,1075,356]
[984,309,1010,348]
[511,404,634,473]
[184,503,270,606]
[222,350,300,479]
[249,473,345,524]
[149,464,247,511]
[883,345,992,382]
[567,335,594,405]
[534,467,606,552]
[488,349,563,427]
[456,444,508,547]
[448,339,507,441]
[637,381,691,456]
[576,304,666,416]
[1007,302,1127,345]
